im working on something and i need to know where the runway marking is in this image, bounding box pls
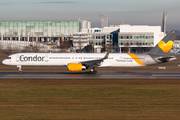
[152,74,180,77]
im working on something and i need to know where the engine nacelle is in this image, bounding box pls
[68,63,86,71]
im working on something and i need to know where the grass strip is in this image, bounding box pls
[0,79,180,119]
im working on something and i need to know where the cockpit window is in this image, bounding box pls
[6,57,11,59]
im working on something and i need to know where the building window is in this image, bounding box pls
[94,30,101,32]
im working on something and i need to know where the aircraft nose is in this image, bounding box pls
[2,60,6,65]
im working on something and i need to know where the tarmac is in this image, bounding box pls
[0,72,180,79]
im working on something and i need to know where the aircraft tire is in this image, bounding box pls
[19,71,23,74]
[89,71,93,74]
[93,70,97,74]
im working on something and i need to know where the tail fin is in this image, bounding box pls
[148,31,178,55]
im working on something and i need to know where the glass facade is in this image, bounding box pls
[0,21,79,37]
[118,32,154,46]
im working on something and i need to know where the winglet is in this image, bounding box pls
[104,52,109,59]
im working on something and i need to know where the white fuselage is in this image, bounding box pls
[2,53,157,67]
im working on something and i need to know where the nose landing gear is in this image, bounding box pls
[17,65,23,74]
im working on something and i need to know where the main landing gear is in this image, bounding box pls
[89,70,97,74]
[17,65,23,74]
[89,66,97,74]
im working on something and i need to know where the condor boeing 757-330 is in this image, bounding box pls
[2,31,178,74]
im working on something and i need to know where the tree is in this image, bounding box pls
[123,43,130,53]
[137,43,145,53]
[33,43,41,53]
[0,43,2,53]
[146,47,153,52]
[60,39,70,53]
[5,32,7,40]
[87,43,94,53]
[14,31,18,41]
[20,30,23,41]
[51,33,54,43]
[77,39,82,53]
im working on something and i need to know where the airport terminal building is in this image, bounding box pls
[0,20,165,53]
[73,25,164,53]
[0,21,80,42]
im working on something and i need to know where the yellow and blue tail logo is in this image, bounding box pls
[148,31,177,55]
[158,40,174,53]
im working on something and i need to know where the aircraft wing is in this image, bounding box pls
[80,52,109,67]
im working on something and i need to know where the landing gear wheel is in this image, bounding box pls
[93,70,97,74]
[89,71,93,74]
[17,65,22,74]
[89,66,97,74]
[89,70,97,74]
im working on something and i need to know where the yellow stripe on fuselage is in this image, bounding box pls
[127,53,146,66]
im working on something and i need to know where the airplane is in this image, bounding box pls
[2,31,178,74]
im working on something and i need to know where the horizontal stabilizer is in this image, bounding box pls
[157,56,176,62]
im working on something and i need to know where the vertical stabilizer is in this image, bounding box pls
[148,31,178,55]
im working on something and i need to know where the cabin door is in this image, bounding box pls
[16,55,19,62]
[45,55,49,62]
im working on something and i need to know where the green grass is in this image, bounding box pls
[0,79,180,119]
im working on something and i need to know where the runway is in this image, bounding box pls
[0,65,180,69]
[0,72,180,79]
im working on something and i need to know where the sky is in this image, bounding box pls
[0,0,180,31]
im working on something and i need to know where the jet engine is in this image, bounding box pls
[68,63,86,71]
